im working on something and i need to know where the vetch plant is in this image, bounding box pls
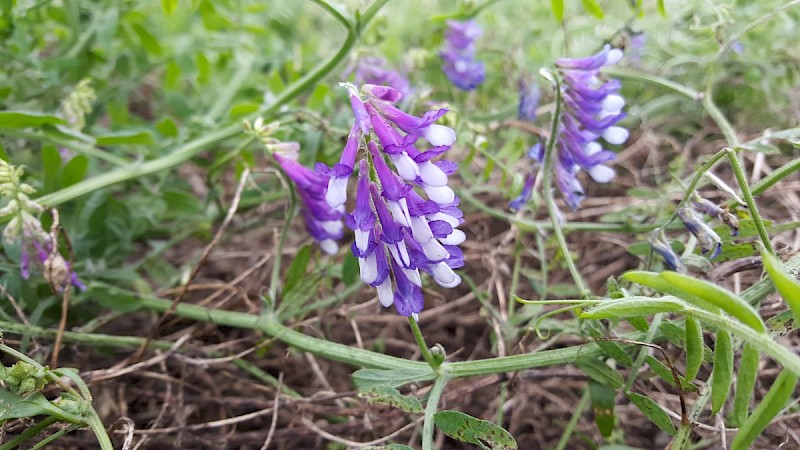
[439,20,485,91]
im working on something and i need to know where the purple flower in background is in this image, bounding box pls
[440,20,485,91]
[518,78,540,122]
[273,153,344,255]
[352,56,412,98]
[676,207,722,259]
[546,44,627,210]
[648,230,686,273]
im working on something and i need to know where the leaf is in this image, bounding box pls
[622,271,720,314]
[730,343,759,427]
[644,356,697,392]
[580,0,604,18]
[161,0,177,15]
[550,0,564,21]
[352,368,435,389]
[731,369,798,450]
[41,145,62,193]
[0,390,57,420]
[0,110,66,128]
[761,249,800,326]
[684,317,704,381]
[358,386,423,413]
[575,357,624,389]
[131,23,162,56]
[627,392,676,436]
[711,330,734,414]
[283,245,311,296]
[659,271,766,333]
[589,381,616,437]
[61,155,89,187]
[657,0,667,16]
[580,296,685,319]
[342,251,359,286]
[95,130,154,146]
[433,410,517,450]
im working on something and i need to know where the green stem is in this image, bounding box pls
[0,416,60,450]
[671,378,712,450]
[408,316,440,370]
[539,69,590,298]
[751,156,800,196]
[269,178,297,308]
[35,0,389,208]
[0,128,131,166]
[422,375,449,450]
[725,149,774,254]
[554,388,590,450]
[0,319,175,350]
[85,413,114,450]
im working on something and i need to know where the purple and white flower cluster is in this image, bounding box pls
[274,83,465,317]
[439,20,485,91]
[546,44,628,210]
[352,56,412,99]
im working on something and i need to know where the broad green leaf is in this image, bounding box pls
[684,317,704,381]
[761,249,800,326]
[550,0,564,21]
[95,130,154,146]
[660,272,766,333]
[61,155,89,187]
[627,392,676,436]
[711,330,734,414]
[580,0,604,18]
[352,368,435,389]
[621,271,720,315]
[731,369,798,450]
[730,343,759,427]
[229,102,260,117]
[357,386,423,413]
[433,410,517,450]
[41,145,62,193]
[575,357,624,389]
[644,356,697,392]
[0,390,54,420]
[131,23,162,56]
[580,296,684,319]
[283,245,311,296]
[342,251,359,286]
[0,110,65,128]
[589,381,616,437]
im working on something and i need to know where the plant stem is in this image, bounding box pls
[422,375,450,450]
[554,388,590,450]
[539,68,590,298]
[0,417,60,450]
[408,316,440,370]
[35,0,389,208]
[725,149,774,254]
[751,156,800,196]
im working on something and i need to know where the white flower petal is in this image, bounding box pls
[325,177,349,209]
[432,262,460,288]
[391,152,419,180]
[321,220,342,235]
[410,216,434,243]
[319,239,338,255]
[422,124,456,147]
[402,267,422,287]
[419,161,448,187]
[602,126,629,145]
[423,184,455,205]
[428,212,460,228]
[376,278,394,307]
[355,229,371,253]
[601,94,625,114]
[421,238,449,261]
[359,254,378,284]
[589,165,616,183]
[439,229,466,246]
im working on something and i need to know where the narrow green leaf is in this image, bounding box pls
[434,410,517,450]
[730,343,760,427]
[731,369,798,450]
[358,386,423,413]
[627,392,676,436]
[621,271,720,315]
[95,130,154,146]
[684,317,704,381]
[660,272,766,333]
[584,323,634,367]
[589,381,616,437]
[352,368,435,389]
[656,0,667,16]
[342,251,359,286]
[644,356,697,392]
[131,23,162,56]
[580,297,684,319]
[0,110,66,128]
[551,0,564,21]
[60,155,89,188]
[282,245,311,296]
[711,330,734,414]
[580,0,604,18]
[575,357,624,389]
[761,249,800,326]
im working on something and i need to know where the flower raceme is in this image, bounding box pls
[439,20,485,91]
[273,83,464,317]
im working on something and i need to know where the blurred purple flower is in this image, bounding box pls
[440,20,485,91]
[547,44,627,210]
[352,56,412,98]
[518,78,540,122]
[649,230,686,273]
[676,207,722,259]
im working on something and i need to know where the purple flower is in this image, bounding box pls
[440,20,485,91]
[518,77,540,122]
[691,195,739,236]
[30,239,87,292]
[648,230,686,273]
[549,44,628,210]
[352,56,411,98]
[676,207,722,259]
[274,153,344,255]
[325,83,466,317]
